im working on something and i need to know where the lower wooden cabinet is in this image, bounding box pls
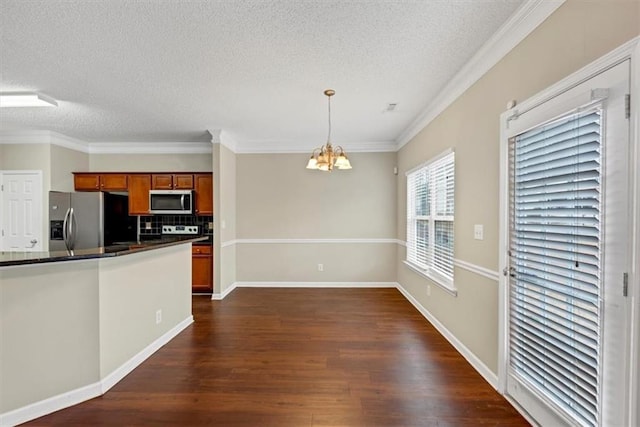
[192,244,213,293]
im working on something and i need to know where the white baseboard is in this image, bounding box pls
[212,282,238,300]
[231,281,398,289]
[395,282,499,389]
[212,281,396,299]
[0,315,193,427]
[100,315,194,393]
[0,382,102,427]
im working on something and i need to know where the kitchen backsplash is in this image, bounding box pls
[138,214,213,237]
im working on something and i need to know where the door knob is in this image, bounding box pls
[29,239,38,248]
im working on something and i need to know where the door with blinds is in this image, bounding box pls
[504,60,631,426]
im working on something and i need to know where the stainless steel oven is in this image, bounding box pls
[149,190,193,214]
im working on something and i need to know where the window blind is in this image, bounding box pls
[509,109,602,427]
[407,152,455,282]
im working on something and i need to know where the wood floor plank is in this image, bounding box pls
[24,288,528,426]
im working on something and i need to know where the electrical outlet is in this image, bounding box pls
[155,309,162,324]
[145,222,151,230]
[474,224,484,240]
[221,220,226,229]
[318,263,324,272]
[208,222,213,229]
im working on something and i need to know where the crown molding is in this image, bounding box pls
[0,130,90,152]
[395,0,565,149]
[233,139,398,154]
[0,130,212,154]
[208,128,238,153]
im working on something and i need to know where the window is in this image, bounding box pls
[406,150,455,290]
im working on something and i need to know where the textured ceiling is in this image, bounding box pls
[0,0,524,149]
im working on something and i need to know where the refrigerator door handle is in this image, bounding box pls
[69,208,77,249]
[63,208,71,250]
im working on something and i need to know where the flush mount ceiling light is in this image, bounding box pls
[0,92,58,107]
[306,89,352,172]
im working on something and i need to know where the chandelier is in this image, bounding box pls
[306,89,352,172]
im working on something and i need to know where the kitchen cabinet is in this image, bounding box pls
[74,173,128,191]
[151,174,194,190]
[194,174,213,215]
[192,244,213,293]
[128,174,151,215]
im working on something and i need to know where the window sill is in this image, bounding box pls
[403,260,458,297]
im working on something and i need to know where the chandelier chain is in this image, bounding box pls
[327,94,332,144]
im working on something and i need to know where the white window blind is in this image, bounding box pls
[509,108,602,427]
[407,151,455,286]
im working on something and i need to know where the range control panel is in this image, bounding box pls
[162,225,199,235]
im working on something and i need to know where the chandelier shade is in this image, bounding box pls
[306,89,352,172]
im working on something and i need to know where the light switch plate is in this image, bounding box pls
[474,224,484,240]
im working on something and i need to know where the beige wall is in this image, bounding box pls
[98,244,192,376]
[234,152,397,283]
[51,145,89,192]
[0,243,192,417]
[0,143,51,191]
[0,260,101,413]
[0,143,52,249]
[237,152,396,239]
[90,153,212,172]
[218,144,237,293]
[396,0,640,374]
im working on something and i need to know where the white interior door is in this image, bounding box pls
[1,171,43,251]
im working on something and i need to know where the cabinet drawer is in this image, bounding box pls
[192,245,212,255]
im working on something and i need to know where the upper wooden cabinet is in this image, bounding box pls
[73,171,212,216]
[194,174,213,215]
[74,173,128,191]
[128,174,151,215]
[151,174,194,190]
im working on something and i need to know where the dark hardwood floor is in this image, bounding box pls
[25,288,528,426]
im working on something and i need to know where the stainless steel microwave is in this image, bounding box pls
[149,190,193,214]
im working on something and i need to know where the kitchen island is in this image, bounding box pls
[0,237,205,426]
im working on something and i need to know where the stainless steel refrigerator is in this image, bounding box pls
[49,191,137,251]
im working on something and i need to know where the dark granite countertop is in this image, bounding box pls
[0,236,208,267]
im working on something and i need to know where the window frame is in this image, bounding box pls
[405,149,456,295]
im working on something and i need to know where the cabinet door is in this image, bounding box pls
[151,174,173,190]
[128,174,151,215]
[173,174,194,189]
[192,253,213,293]
[101,174,128,191]
[74,174,101,191]
[194,174,213,215]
